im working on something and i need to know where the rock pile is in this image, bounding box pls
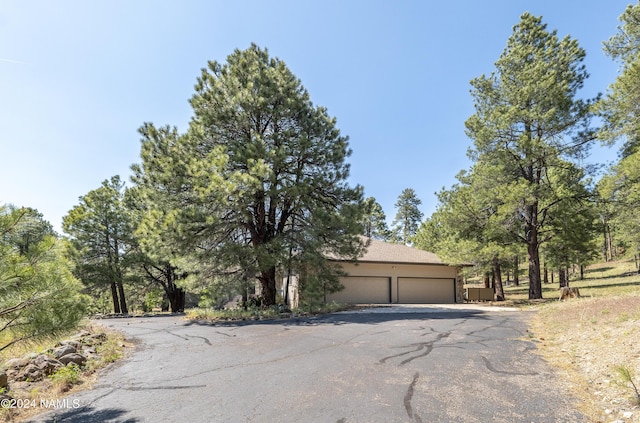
[0,330,108,397]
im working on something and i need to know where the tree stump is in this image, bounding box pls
[559,287,580,300]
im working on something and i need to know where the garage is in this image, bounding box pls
[285,237,464,307]
[397,277,455,304]
[327,276,391,304]
[327,237,464,305]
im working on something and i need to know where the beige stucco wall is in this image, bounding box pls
[336,261,464,304]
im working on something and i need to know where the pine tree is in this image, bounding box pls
[465,13,596,299]
[133,45,365,306]
[391,188,423,245]
[597,3,640,263]
[63,176,132,313]
[361,197,391,241]
[1,205,86,351]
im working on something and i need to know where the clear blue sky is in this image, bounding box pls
[0,0,631,233]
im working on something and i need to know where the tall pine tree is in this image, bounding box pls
[134,45,365,306]
[465,13,596,299]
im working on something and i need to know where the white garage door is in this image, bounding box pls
[327,276,390,304]
[398,278,454,304]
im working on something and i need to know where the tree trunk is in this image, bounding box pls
[602,222,607,261]
[165,266,184,312]
[493,258,505,301]
[543,261,549,284]
[607,224,614,261]
[527,252,543,298]
[241,288,249,310]
[259,266,277,306]
[167,287,185,312]
[525,201,543,299]
[513,256,519,286]
[579,265,584,280]
[110,281,121,314]
[117,282,128,314]
[559,267,568,288]
[527,238,543,299]
[115,255,128,314]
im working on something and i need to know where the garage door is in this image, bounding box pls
[327,276,390,304]
[397,278,454,304]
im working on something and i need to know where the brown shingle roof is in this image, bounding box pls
[331,237,446,265]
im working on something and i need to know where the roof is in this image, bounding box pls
[331,237,447,265]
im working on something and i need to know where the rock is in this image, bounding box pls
[2,357,28,370]
[59,340,82,350]
[33,354,63,376]
[53,345,77,359]
[0,370,7,389]
[622,411,633,419]
[58,353,86,366]
[15,364,43,382]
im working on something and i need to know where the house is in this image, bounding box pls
[284,237,464,306]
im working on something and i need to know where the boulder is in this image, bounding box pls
[58,340,82,350]
[58,353,87,366]
[15,364,43,382]
[2,357,28,370]
[53,345,77,359]
[33,354,63,376]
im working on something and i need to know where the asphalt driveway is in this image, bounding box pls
[29,306,583,423]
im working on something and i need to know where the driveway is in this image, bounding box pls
[29,306,583,422]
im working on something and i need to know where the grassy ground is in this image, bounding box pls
[490,259,640,423]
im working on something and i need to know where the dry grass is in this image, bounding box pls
[526,260,640,423]
[0,333,73,368]
[1,323,129,423]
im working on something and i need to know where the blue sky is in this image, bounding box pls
[0,0,632,232]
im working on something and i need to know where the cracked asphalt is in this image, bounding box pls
[28,306,584,423]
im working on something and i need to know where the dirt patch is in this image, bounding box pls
[532,295,640,423]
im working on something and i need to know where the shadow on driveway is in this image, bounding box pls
[34,406,138,423]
